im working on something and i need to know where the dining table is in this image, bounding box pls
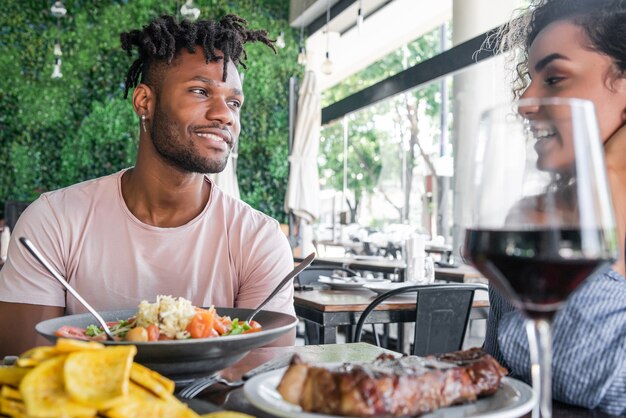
[189,342,620,418]
[295,255,485,284]
[293,286,490,352]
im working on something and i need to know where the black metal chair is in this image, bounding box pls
[294,265,359,345]
[4,200,31,231]
[354,283,488,356]
[295,264,379,345]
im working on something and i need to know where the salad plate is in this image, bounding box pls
[36,307,297,381]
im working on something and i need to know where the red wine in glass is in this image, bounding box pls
[464,228,612,319]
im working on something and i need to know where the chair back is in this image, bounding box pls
[4,200,31,231]
[354,283,488,356]
[295,265,358,287]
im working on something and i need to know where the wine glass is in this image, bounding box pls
[463,97,618,418]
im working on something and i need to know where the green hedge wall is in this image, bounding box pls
[0,0,301,223]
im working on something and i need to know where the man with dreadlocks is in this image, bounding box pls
[0,14,296,355]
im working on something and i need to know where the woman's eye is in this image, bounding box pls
[545,76,564,86]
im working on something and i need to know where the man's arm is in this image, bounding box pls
[0,302,64,357]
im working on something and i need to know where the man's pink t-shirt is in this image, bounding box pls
[0,169,295,317]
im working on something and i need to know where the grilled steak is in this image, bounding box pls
[277,348,508,417]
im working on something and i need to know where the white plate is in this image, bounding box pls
[318,276,389,290]
[244,367,535,418]
[362,281,423,296]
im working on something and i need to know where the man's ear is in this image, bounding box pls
[132,83,153,119]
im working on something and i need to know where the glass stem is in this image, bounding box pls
[525,318,552,418]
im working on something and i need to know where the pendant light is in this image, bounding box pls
[50,1,67,18]
[356,0,364,34]
[275,31,286,49]
[297,21,307,65]
[321,0,333,75]
[50,1,66,79]
[180,0,200,22]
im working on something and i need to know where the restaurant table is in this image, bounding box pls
[295,255,485,283]
[293,287,490,351]
[315,239,453,260]
[191,342,620,418]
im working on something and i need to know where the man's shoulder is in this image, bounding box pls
[42,172,121,198]
[212,186,281,231]
[24,171,123,222]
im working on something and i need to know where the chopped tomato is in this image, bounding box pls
[146,324,160,341]
[55,326,91,341]
[186,308,216,339]
[213,316,231,335]
[243,320,262,334]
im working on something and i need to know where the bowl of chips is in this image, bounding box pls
[35,308,297,382]
[0,338,254,417]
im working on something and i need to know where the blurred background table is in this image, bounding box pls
[295,255,485,284]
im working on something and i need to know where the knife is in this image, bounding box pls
[242,354,293,379]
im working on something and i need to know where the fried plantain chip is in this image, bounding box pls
[55,338,104,353]
[199,413,256,418]
[0,367,29,387]
[19,346,58,361]
[129,363,176,400]
[93,380,160,412]
[64,345,136,407]
[1,385,22,400]
[128,381,160,401]
[0,396,26,417]
[19,355,97,417]
[105,397,199,418]
[15,358,40,368]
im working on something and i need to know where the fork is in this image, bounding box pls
[178,374,245,399]
[178,355,292,399]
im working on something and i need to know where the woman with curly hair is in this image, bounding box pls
[484,0,626,414]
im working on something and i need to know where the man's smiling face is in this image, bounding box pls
[149,49,244,174]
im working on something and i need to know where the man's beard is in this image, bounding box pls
[150,103,230,174]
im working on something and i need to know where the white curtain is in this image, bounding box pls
[285,71,321,256]
[285,71,321,222]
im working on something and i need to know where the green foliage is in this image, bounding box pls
[0,0,299,222]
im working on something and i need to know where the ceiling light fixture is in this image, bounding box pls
[50,1,67,18]
[51,58,63,79]
[275,31,286,49]
[356,0,364,34]
[53,40,62,57]
[297,11,307,66]
[297,46,307,66]
[321,0,333,75]
[50,2,66,79]
[180,0,200,22]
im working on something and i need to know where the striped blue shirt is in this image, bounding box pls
[484,268,626,415]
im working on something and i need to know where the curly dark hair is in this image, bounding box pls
[119,14,276,99]
[497,0,626,98]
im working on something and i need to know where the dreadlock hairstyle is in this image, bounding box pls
[120,14,276,99]
[496,0,626,98]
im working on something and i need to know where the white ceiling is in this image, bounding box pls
[289,0,453,91]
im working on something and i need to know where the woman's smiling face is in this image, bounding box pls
[519,20,626,172]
